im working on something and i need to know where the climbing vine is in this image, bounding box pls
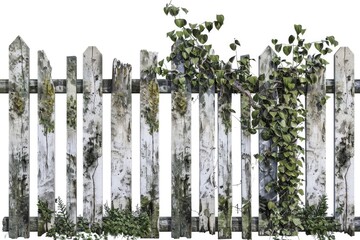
[150,2,339,240]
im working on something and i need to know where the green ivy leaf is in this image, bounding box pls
[216,14,224,24]
[174,19,187,28]
[181,7,189,14]
[169,6,180,16]
[235,39,241,46]
[294,24,302,35]
[271,39,278,45]
[205,21,213,32]
[268,201,276,210]
[214,21,222,30]
[315,42,323,52]
[230,43,236,51]
[283,45,292,56]
[198,34,208,44]
[275,44,282,53]
[288,35,295,44]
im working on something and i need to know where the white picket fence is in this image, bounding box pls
[1,36,358,239]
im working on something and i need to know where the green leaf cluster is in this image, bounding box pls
[254,24,338,238]
[38,197,150,240]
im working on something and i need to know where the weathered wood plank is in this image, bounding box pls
[66,56,77,227]
[305,68,326,207]
[111,59,132,211]
[140,50,160,238]
[171,48,192,239]
[8,36,30,239]
[334,47,355,236]
[83,47,103,224]
[218,88,232,239]
[2,78,360,94]
[37,50,55,236]
[241,91,251,239]
[258,46,277,236]
[199,82,216,234]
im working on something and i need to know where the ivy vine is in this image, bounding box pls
[151,3,339,240]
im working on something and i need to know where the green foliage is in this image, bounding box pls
[156,3,339,240]
[253,24,338,238]
[38,197,150,240]
[103,205,150,240]
[300,196,337,240]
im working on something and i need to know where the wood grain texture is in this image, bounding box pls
[140,50,160,238]
[37,50,55,236]
[305,68,326,206]
[66,56,77,226]
[83,47,103,224]
[171,48,192,239]
[241,92,252,239]
[218,89,232,239]
[199,83,216,234]
[8,36,30,239]
[258,46,277,236]
[334,47,355,236]
[111,59,132,211]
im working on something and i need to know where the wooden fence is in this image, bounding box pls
[1,36,359,239]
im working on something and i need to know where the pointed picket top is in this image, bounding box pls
[258,46,277,236]
[111,59,132,211]
[9,35,30,239]
[334,47,355,236]
[305,68,326,207]
[37,50,56,236]
[140,50,160,238]
[83,46,103,224]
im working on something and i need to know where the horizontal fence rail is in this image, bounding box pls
[2,36,359,239]
[1,78,360,93]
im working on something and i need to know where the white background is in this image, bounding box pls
[0,0,359,239]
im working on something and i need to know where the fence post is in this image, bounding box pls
[66,56,77,227]
[218,84,232,239]
[258,46,277,236]
[37,50,56,236]
[241,57,252,239]
[305,67,326,206]
[83,46,103,224]
[199,75,216,234]
[140,50,160,237]
[334,47,355,236]
[8,36,30,239]
[111,60,132,211]
[171,43,192,239]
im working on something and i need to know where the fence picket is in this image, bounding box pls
[218,88,232,239]
[305,68,326,206]
[258,46,277,236]
[83,47,103,224]
[37,50,56,236]
[8,36,30,239]
[111,60,132,210]
[199,83,216,234]
[66,56,77,226]
[140,50,160,238]
[334,47,355,236]
[171,51,192,239]
[241,92,251,239]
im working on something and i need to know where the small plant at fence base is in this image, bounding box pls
[37,197,150,240]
